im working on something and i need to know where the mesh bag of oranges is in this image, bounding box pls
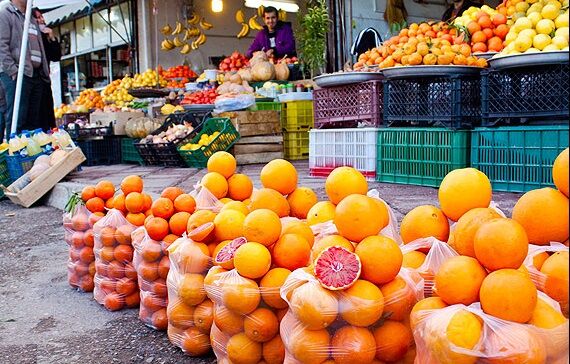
[412,293,568,364]
[132,227,170,331]
[93,209,139,311]
[278,262,424,364]
[204,265,288,364]
[523,243,569,317]
[165,235,214,356]
[63,204,96,292]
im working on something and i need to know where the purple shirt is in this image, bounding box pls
[246,21,296,59]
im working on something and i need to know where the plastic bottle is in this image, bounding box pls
[18,132,30,157]
[25,132,42,156]
[8,133,22,156]
[52,127,74,149]
[32,129,53,154]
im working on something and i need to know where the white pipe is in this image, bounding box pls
[11,0,34,135]
[140,0,149,70]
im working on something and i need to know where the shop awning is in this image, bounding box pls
[43,0,104,26]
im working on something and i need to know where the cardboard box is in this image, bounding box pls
[1,148,86,208]
[218,110,281,137]
[89,111,145,135]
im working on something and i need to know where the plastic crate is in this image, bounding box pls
[383,75,481,129]
[284,130,309,160]
[282,101,314,131]
[56,112,91,128]
[77,138,122,166]
[0,150,10,198]
[376,128,471,187]
[471,125,569,193]
[254,102,282,112]
[67,125,113,140]
[121,138,143,165]
[309,128,378,181]
[178,118,240,168]
[134,112,204,167]
[6,152,45,182]
[481,64,569,126]
[313,80,383,129]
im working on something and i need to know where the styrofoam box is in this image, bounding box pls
[309,128,379,181]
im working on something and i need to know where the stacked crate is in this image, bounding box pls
[280,101,313,160]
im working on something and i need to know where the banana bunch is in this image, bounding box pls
[188,12,200,25]
[249,15,263,30]
[279,9,287,22]
[160,24,172,36]
[258,6,264,17]
[183,26,200,41]
[236,9,246,23]
[199,18,213,30]
[161,39,175,51]
[237,23,250,38]
[172,36,186,48]
[191,32,206,50]
[172,21,185,35]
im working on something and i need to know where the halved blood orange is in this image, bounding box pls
[314,246,362,290]
[188,222,215,242]
[214,237,247,270]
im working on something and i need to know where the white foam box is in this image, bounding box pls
[89,111,144,135]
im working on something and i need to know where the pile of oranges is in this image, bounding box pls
[465,11,510,53]
[64,204,96,292]
[354,21,488,69]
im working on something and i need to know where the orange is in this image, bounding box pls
[533,251,550,271]
[124,192,144,214]
[178,273,206,306]
[79,246,95,263]
[221,276,261,315]
[290,282,338,330]
[151,308,168,330]
[553,148,569,197]
[126,212,145,226]
[306,201,336,226]
[169,212,191,236]
[86,197,105,213]
[81,185,96,202]
[116,277,137,296]
[512,188,569,245]
[114,225,133,245]
[99,246,115,263]
[259,268,291,309]
[540,251,569,307]
[243,209,281,247]
[112,194,126,212]
[287,187,318,219]
[485,324,546,364]
[288,326,330,364]
[71,213,90,231]
[488,36,503,52]
[249,188,290,217]
[402,250,426,269]
[120,175,143,195]
[193,299,214,334]
[151,197,175,220]
[435,256,487,305]
[380,277,416,321]
[107,260,125,279]
[99,226,116,246]
[207,151,236,179]
[438,168,492,221]
[410,297,448,329]
[213,209,246,241]
[234,242,272,279]
[186,209,217,232]
[226,332,262,364]
[180,327,210,356]
[113,245,133,263]
[145,217,169,241]
[448,207,502,257]
[262,335,285,364]
[331,325,376,364]
[334,194,388,242]
[492,13,507,26]
[355,235,402,285]
[244,308,279,343]
[173,193,196,213]
[178,242,210,274]
[529,297,567,329]
[466,21,481,35]
[325,166,368,205]
[282,220,315,247]
[272,233,311,271]
[214,305,244,335]
[479,269,538,323]
[104,292,124,311]
[220,200,250,216]
[138,260,159,281]
[160,186,185,202]
[474,218,529,271]
[373,320,413,362]
[339,279,384,327]
[400,205,449,243]
[201,172,228,200]
[494,24,509,39]
[95,180,115,200]
[168,299,195,329]
[260,159,298,195]
[227,173,254,201]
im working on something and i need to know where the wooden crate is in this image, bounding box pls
[231,135,284,165]
[218,110,281,137]
[1,148,86,208]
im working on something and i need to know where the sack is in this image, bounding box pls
[63,204,96,292]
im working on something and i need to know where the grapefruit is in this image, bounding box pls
[214,237,247,270]
[314,246,362,290]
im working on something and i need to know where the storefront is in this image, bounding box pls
[44,0,137,105]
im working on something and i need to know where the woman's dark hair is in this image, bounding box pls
[32,7,42,17]
[263,6,279,17]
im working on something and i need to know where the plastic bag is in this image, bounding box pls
[279,267,422,364]
[132,226,169,330]
[189,183,224,213]
[413,296,568,364]
[401,237,459,297]
[166,235,214,356]
[367,189,403,245]
[213,93,255,113]
[93,209,139,311]
[64,204,96,292]
[205,268,287,364]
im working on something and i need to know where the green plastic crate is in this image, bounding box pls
[121,138,144,165]
[471,125,569,193]
[253,102,282,112]
[284,130,309,160]
[282,101,314,131]
[376,128,471,187]
[0,150,10,199]
[178,118,240,168]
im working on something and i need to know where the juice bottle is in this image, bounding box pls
[32,129,53,154]
[8,133,22,156]
[25,132,42,156]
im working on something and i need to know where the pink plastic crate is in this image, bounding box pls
[310,167,376,180]
[313,80,383,129]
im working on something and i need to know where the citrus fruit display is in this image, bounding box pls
[454,5,511,53]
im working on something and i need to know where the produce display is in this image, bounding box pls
[160,12,210,52]
[179,131,221,151]
[160,104,185,115]
[454,6,510,53]
[216,74,254,95]
[133,69,168,88]
[74,89,105,110]
[160,65,198,80]
[101,78,135,107]
[180,89,218,105]
[125,117,163,139]
[138,123,195,145]
[218,51,249,72]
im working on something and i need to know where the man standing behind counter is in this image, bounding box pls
[246,6,297,59]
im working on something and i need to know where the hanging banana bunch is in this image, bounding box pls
[171,21,185,35]
[160,24,172,36]
[172,36,185,48]
[191,32,207,50]
[187,12,200,25]
[258,6,264,17]
[161,39,175,51]
[278,9,287,22]
[235,9,246,24]
[248,15,263,31]
[199,18,213,30]
[235,9,249,38]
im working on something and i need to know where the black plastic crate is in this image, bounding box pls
[383,75,481,129]
[481,63,569,126]
[67,125,113,140]
[134,112,204,167]
[77,138,122,166]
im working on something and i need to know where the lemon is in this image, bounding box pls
[536,18,556,34]
[514,17,534,31]
[505,32,518,45]
[527,12,543,26]
[533,33,552,49]
[552,34,569,47]
[516,2,530,13]
[555,12,569,28]
[541,4,560,20]
[543,43,561,50]
[525,47,541,52]
[514,34,534,51]
[520,28,538,38]
[528,3,543,13]
[555,27,569,40]
[545,0,562,10]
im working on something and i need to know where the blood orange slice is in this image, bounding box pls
[188,222,215,242]
[214,237,247,269]
[314,246,361,290]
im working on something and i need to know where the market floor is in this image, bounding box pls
[0,162,523,364]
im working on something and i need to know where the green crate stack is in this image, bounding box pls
[121,138,144,165]
[471,125,569,193]
[178,118,240,168]
[0,150,10,198]
[282,100,313,160]
[253,102,282,112]
[376,128,471,187]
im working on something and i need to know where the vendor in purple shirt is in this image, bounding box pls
[246,6,297,59]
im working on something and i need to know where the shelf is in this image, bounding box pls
[87,59,108,62]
